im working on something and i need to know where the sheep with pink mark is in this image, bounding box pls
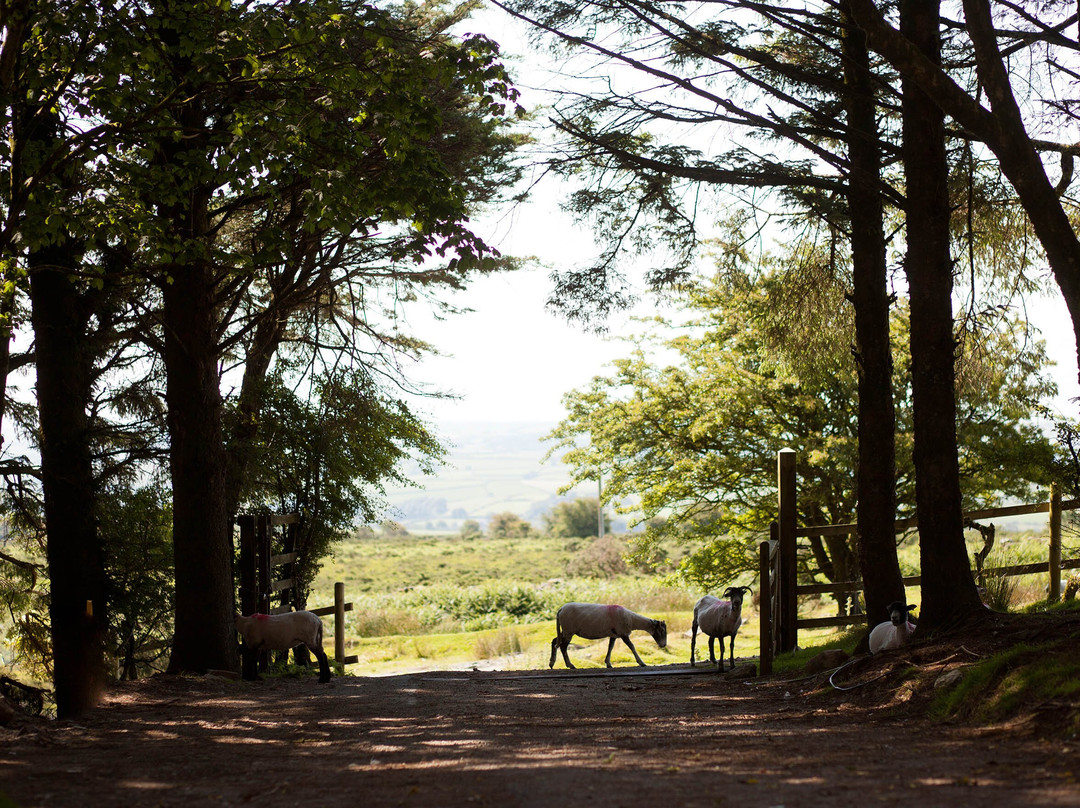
[691,586,752,671]
[235,611,332,683]
[868,601,917,654]
[549,603,668,669]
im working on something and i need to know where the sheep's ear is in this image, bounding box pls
[907,604,917,611]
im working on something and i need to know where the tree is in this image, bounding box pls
[493,0,915,622]
[234,370,443,607]
[848,0,1080,381]
[896,0,983,627]
[542,498,609,539]
[487,512,534,539]
[0,0,525,704]
[546,264,1059,596]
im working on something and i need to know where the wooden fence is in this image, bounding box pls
[237,513,357,678]
[758,449,1080,674]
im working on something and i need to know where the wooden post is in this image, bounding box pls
[334,582,346,663]
[1050,482,1062,603]
[237,515,258,680]
[777,449,798,652]
[759,536,773,676]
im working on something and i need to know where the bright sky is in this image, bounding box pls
[402,192,648,426]
[398,7,1080,431]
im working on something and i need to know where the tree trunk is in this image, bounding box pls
[840,0,906,628]
[899,0,982,630]
[30,243,108,718]
[162,252,239,675]
[848,0,1080,388]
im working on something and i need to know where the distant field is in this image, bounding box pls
[379,421,617,533]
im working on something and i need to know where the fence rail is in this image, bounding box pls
[758,450,1078,674]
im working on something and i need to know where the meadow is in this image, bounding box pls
[307,523,1073,676]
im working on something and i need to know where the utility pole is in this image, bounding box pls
[597,467,604,539]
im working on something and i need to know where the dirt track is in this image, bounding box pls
[2,661,1079,808]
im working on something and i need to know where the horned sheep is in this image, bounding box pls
[691,586,752,671]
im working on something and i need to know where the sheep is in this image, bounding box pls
[549,603,668,669]
[691,586,752,671]
[235,611,332,683]
[868,601,917,654]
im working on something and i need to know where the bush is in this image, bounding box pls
[565,535,629,579]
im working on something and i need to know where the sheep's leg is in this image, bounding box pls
[690,622,698,667]
[621,635,647,667]
[605,636,617,667]
[550,635,575,669]
[307,644,332,683]
[728,635,736,671]
[553,634,575,669]
[708,636,717,665]
[716,638,725,672]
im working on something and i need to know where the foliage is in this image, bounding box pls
[235,370,442,604]
[487,512,534,539]
[542,498,609,539]
[547,261,1060,592]
[459,520,483,539]
[564,535,629,579]
[98,483,174,680]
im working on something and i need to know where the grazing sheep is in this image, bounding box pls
[549,603,668,669]
[868,601,917,654]
[235,611,331,683]
[691,586,752,671]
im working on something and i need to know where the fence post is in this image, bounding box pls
[777,449,798,652]
[237,515,258,680]
[1050,482,1062,603]
[759,536,773,675]
[334,582,346,663]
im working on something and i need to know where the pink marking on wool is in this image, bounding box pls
[606,604,622,612]
[252,613,270,621]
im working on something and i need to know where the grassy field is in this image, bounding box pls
[307,524,1074,677]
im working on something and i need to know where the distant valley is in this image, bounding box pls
[380,421,621,534]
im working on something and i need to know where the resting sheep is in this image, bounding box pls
[868,601,917,654]
[691,586,752,671]
[235,611,332,683]
[549,603,668,669]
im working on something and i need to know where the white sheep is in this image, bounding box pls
[235,611,332,683]
[549,603,668,669]
[691,586,752,671]
[868,601,917,654]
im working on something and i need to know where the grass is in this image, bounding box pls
[929,642,1080,729]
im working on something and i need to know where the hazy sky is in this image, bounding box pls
[402,9,1080,430]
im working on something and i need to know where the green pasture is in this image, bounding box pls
[308,526,1073,678]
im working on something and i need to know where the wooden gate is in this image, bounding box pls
[757,450,1080,673]
[236,513,356,678]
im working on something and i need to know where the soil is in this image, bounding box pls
[2,611,1079,808]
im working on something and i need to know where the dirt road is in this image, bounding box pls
[2,660,1078,808]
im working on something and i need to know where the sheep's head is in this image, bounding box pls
[653,619,668,648]
[723,586,753,606]
[886,601,916,626]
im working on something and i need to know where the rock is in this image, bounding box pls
[805,648,851,675]
[934,669,964,689]
[724,662,758,678]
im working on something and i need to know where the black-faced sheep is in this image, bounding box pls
[235,611,332,683]
[549,603,668,669]
[868,601,917,654]
[690,586,752,671]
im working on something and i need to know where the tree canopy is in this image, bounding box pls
[547,256,1060,593]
